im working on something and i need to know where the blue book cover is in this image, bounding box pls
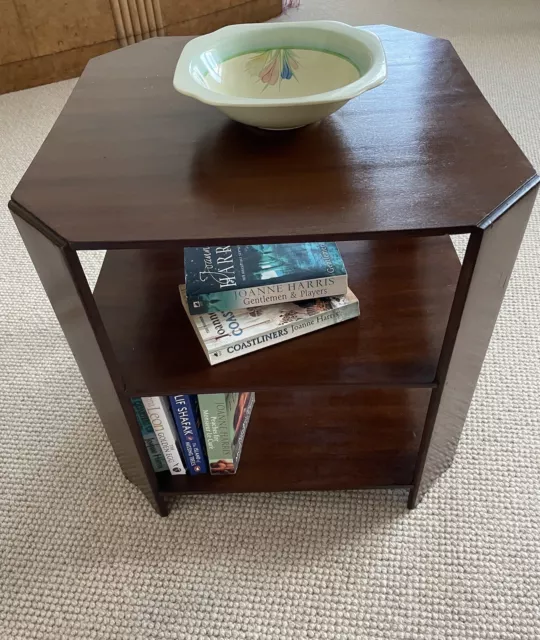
[184,242,347,315]
[131,398,168,473]
[168,395,208,475]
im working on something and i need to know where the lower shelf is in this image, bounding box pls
[158,388,430,494]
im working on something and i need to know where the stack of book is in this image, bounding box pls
[180,242,360,364]
[132,392,255,476]
[133,243,359,479]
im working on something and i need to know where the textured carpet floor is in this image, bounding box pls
[1,1,540,638]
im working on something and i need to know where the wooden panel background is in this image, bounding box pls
[0,0,283,93]
[1,0,35,64]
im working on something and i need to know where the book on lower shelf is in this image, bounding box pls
[131,398,168,473]
[198,392,255,475]
[168,394,208,475]
[141,396,187,475]
[184,242,347,315]
[179,286,360,365]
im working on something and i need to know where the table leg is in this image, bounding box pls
[12,211,167,516]
[409,182,539,508]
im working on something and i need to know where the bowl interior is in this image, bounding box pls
[198,48,361,99]
[188,24,375,100]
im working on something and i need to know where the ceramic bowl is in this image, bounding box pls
[173,21,387,130]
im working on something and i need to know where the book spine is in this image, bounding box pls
[188,274,348,315]
[207,299,360,364]
[142,397,186,475]
[232,393,256,470]
[131,398,168,473]
[198,394,233,468]
[168,395,208,475]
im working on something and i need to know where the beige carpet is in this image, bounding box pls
[1,1,540,638]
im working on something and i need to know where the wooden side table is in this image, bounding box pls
[9,27,538,516]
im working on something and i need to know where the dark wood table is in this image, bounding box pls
[10,26,538,516]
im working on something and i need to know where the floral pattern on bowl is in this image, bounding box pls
[246,49,301,88]
[212,47,362,100]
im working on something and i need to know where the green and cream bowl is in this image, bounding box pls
[173,21,387,129]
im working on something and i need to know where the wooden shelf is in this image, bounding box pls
[94,236,460,395]
[11,31,535,249]
[158,388,429,494]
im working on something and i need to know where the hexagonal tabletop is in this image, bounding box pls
[10,26,537,249]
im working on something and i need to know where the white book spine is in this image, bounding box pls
[223,274,348,310]
[142,396,186,475]
[205,300,360,364]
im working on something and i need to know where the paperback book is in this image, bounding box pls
[184,242,347,315]
[168,395,208,475]
[142,396,186,475]
[198,392,255,475]
[180,286,360,365]
[131,398,168,473]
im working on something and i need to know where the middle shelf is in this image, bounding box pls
[93,236,460,395]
